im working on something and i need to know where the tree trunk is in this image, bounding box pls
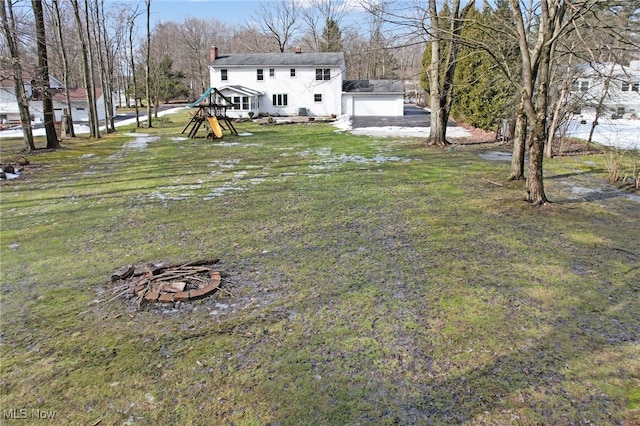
[92,0,111,133]
[508,0,564,205]
[127,11,140,127]
[100,1,116,133]
[1,0,35,150]
[526,120,548,205]
[32,0,60,149]
[71,0,98,138]
[145,0,152,128]
[545,48,575,158]
[427,0,447,146]
[52,0,75,138]
[427,0,472,147]
[509,99,526,180]
[84,0,100,138]
[525,39,553,205]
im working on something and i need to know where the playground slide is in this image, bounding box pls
[189,87,214,107]
[207,116,223,139]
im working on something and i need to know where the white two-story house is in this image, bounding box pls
[208,47,345,118]
[207,47,405,118]
[570,60,640,118]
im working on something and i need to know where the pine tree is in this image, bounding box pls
[452,6,515,131]
[319,18,342,52]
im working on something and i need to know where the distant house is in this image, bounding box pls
[49,87,113,123]
[207,47,404,118]
[0,71,114,124]
[571,60,640,118]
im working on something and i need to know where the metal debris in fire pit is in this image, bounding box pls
[110,259,222,309]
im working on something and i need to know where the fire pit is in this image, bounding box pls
[110,259,222,309]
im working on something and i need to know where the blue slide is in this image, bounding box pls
[189,87,215,107]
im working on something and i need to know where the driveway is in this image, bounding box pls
[350,105,460,129]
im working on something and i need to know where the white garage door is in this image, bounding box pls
[352,95,401,116]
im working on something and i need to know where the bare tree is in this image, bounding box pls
[180,18,211,97]
[93,0,117,133]
[299,0,348,52]
[126,3,142,127]
[71,0,99,138]
[1,0,34,150]
[425,0,474,147]
[32,0,59,148]
[50,0,75,137]
[253,0,300,52]
[145,0,151,127]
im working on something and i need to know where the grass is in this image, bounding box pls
[1,112,639,425]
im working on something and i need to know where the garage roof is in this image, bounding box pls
[343,80,404,93]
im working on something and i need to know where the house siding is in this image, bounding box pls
[572,61,640,118]
[209,52,345,117]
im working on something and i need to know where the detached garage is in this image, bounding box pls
[342,80,404,117]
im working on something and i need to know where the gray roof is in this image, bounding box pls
[343,79,404,93]
[211,52,344,67]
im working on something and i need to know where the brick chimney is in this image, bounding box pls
[295,46,302,54]
[209,46,219,63]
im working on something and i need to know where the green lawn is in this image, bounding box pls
[1,112,639,425]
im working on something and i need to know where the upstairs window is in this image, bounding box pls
[314,94,322,102]
[290,68,296,77]
[633,83,640,92]
[315,68,330,81]
[257,69,264,81]
[269,68,275,78]
[622,82,630,92]
[572,80,589,92]
[221,69,228,81]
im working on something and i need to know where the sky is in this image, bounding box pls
[148,0,266,26]
[108,0,370,28]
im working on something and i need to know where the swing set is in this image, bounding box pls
[182,87,238,139]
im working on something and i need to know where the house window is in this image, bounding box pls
[257,69,264,81]
[233,96,241,110]
[633,83,640,92]
[580,81,589,92]
[314,94,322,102]
[315,68,330,81]
[272,93,288,106]
[622,82,630,92]
[290,68,296,77]
[221,69,228,81]
[242,96,249,110]
[269,68,275,78]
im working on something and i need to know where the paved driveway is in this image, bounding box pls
[350,105,430,128]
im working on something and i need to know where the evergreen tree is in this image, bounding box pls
[319,18,342,52]
[155,55,189,103]
[451,6,515,131]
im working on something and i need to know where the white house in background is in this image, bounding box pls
[571,60,640,118]
[49,87,114,123]
[0,72,114,124]
[207,47,404,118]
